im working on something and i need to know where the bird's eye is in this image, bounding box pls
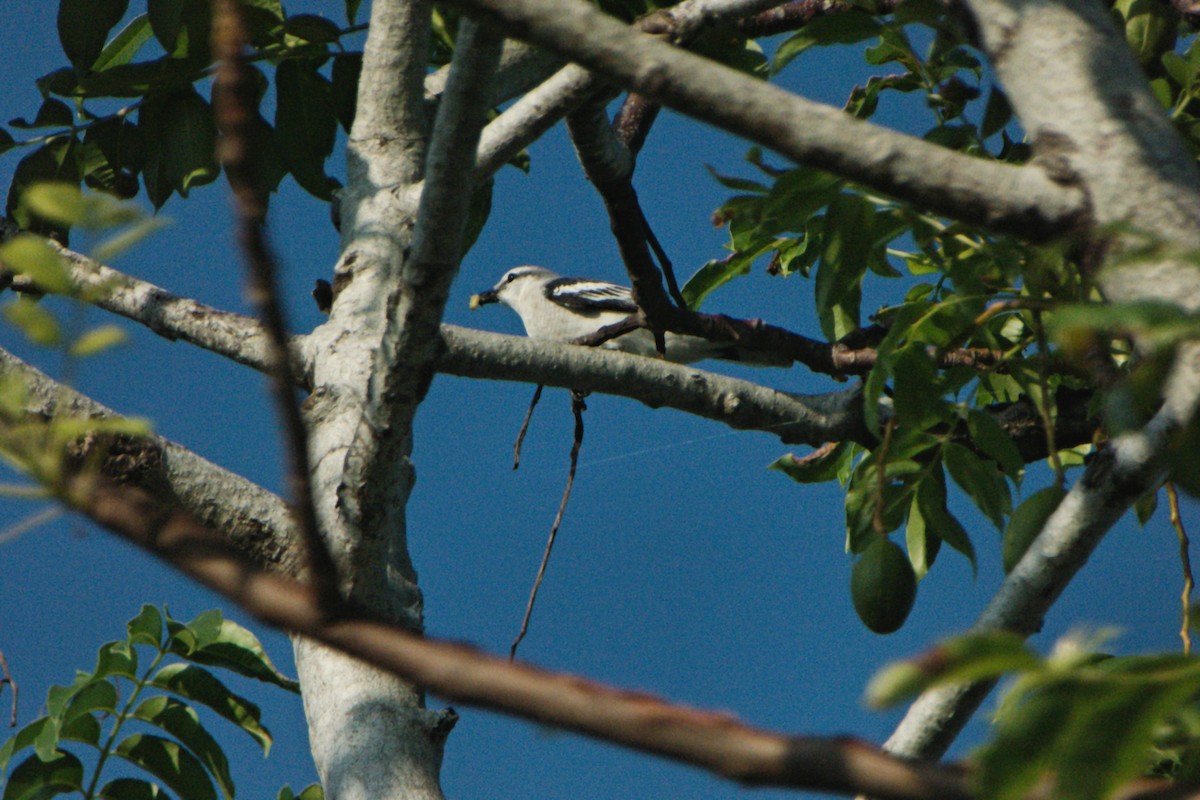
[505,273,517,283]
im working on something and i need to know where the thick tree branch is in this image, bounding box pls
[0,345,299,575]
[345,0,431,189]
[438,325,869,445]
[445,0,1087,240]
[298,1,455,795]
[357,19,503,482]
[474,64,607,181]
[425,39,563,108]
[3,239,304,383]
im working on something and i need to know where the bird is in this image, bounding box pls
[469,266,786,365]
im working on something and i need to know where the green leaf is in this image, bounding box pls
[149,0,211,58]
[770,443,854,485]
[139,88,219,208]
[815,193,871,340]
[22,184,88,228]
[285,14,341,44]
[1003,485,1067,573]
[705,164,768,193]
[943,441,1012,530]
[966,409,1025,479]
[61,679,118,724]
[93,640,139,681]
[97,779,169,800]
[1167,414,1200,497]
[981,87,1012,138]
[165,611,298,690]
[330,53,362,133]
[93,14,153,71]
[131,697,234,799]
[1134,489,1158,526]
[916,468,976,569]
[114,734,216,800]
[274,60,337,200]
[58,0,130,71]
[128,605,165,646]
[150,664,273,753]
[278,786,324,800]
[93,217,171,263]
[8,100,73,131]
[0,719,52,775]
[773,12,883,73]
[1,751,83,800]
[4,299,62,347]
[6,138,80,239]
[891,345,945,429]
[69,325,127,357]
[866,631,1038,708]
[83,118,143,180]
[850,537,917,634]
[0,235,72,294]
[904,489,940,580]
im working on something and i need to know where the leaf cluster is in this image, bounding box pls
[869,630,1200,800]
[0,605,317,800]
[3,0,367,231]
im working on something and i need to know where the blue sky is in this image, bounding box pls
[0,2,1196,798]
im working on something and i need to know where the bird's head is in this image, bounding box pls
[469,266,558,310]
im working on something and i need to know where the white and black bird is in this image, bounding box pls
[470,266,786,366]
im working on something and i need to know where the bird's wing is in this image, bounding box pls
[543,278,639,313]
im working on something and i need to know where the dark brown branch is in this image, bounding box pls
[27,419,1197,800]
[611,94,662,157]
[33,440,976,800]
[211,0,339,609]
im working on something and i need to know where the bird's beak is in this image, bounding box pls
[469,288,499,309]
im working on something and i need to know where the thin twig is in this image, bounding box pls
[0,651,17,727]
[513,384,544,470]
[211,0,339,607]
[511,390,587,660]
[1168,482,1193,654]
[1030,311,1064,484]
[640,204,687,308]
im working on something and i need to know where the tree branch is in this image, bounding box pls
[472,0,813,184]
[20,436,979,800]
[885,344,1200,759]
[425,39,563,108]
[438,324,870,445]
[212,0,338,609]
[0,345,299,576]
[445,0,1087,240]
[879,0,1200,761]
[24,430,1200,800]
[3,239,303,384]
[344,0,432,189]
